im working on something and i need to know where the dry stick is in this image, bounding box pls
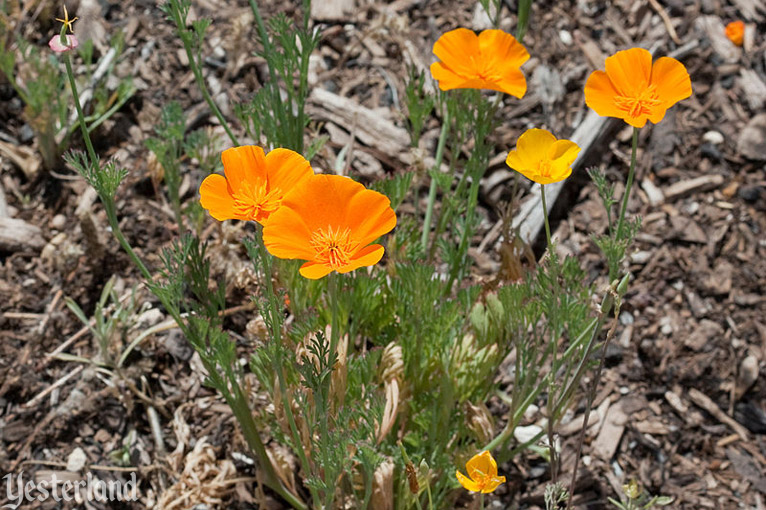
[647,0,682,45]
[23,365,84,408]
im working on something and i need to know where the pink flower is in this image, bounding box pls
[49,34,79,53]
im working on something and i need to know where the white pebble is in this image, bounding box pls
[703,130,724,145]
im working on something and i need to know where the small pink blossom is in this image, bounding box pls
[49,34,79,53]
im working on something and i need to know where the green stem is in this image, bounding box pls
[64,55,99,172]
[479,492,485,510]
[248,0,290,148]
[615,127,639,241]
[565,297,621,510]
[421,109,450,251]
[228,383,308,510]
[170,0,239,146]
[255,228,320,508]
[65,48,302,509]
[540,184,553,254]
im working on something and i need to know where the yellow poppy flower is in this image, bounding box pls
[455,451,505,494]
[505,128,580,185]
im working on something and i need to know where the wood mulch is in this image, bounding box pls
[1,0,765,508]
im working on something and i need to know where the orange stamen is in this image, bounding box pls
[310,226,358,269]
[231,184,282,220]
[613,85,661,119]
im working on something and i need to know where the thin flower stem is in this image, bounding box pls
[247,0,291,149]
[169,0,239,146]
[479,492,485,510]
[64,55,99,173]
[65,43,301,510]
[65,54,153,281]
[541,183,561,482]
[255,229,320,508]
[565,303,621,510]
[615,127,639,241]
[422,109,450,252]
[540,184,553,253]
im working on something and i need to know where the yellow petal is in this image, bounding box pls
[455,470,482,492]
[516,129,557,162]
[549,139,581,163]
[481,475,506,493]
[466,451,495,480]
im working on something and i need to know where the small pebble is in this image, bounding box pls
[51,214,67,230]
[619,311,634,325]
[559,30,573,45]
[702,130,724,145]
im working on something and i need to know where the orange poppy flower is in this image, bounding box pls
[430,28,529,98]
[262,175,397,279]
[584,48,692,128]
[199,146,313,224]
[725,21,745,46]
[505,128,581,185]
[455,451,506,493]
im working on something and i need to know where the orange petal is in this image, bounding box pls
[495,68,527,98]
[339,244,385,274]
[584,70,625,120]
[262,206,316,261]
[430,62,475,91]
[264,148,314,194]
[199,174,239,221]
[432,28,480,78]
[345,189,397,247]
[455,470,482,492]
[299,261,334,279]
[650,56,692,110]
[478,29,529,69]
[280,175,366,233]
[221,145,266,191]
[479,29,529,97]
[604,47,652,97]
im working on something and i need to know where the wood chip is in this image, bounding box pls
[593,399,627,461]
[308,88,410,164]
[0,217,45,252]
[738,69,766,110]
[688,388,750,441]
[664,175,725,201]
[737,113,766,161]
[311,0,355,21]
[684,319,724,351]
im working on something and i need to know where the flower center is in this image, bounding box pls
[472,56,500,83]
[310,226,358,269]
[536,159,552,178]
[613,85,661,118]
[232,183,282,221]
